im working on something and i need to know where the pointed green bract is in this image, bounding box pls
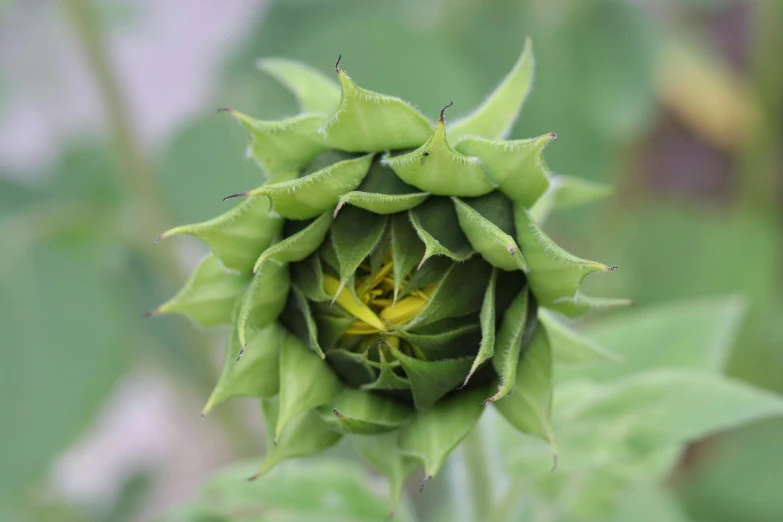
[362,347,410,391]
[158,197,281,273]
[485,289,530,404]
[284,287,326,358]
[513,204,615,313]
[153,254,250,327]
[322,68,433,152]
[330,205,388,295]
[338,191,429,216]
[397,321,480,360]
[383,120,495,197]
[404,257,490,330]
[275,332,343,441]
[225,110,328,174]
[316,388,413,434]
[455,134,554,208]
[453,197,527,271]
[409,197,473,266]
[464,269,498,387]
[203,322,284,415]
[336,157,430,216]
[253,212,332,272]
[397,386,488,478]
[257,58,341,114]
[291,254,332,302]
[326,349,379,388]
[449,38,534,141]
[550,293,634,318]
[539,309,621,365]
[241,153,374,219]
[493,326,556,455]
[356,434,419,517]
[255,398,342,480]
[391,214,425,301]
[236,260,289,350]
[388,342,473,410]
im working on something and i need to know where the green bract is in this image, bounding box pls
[152,38,626,509]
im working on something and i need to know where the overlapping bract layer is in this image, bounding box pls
[152,38,628,509]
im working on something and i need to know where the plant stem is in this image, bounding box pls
[461,423,494,522]
[62,0,258,456]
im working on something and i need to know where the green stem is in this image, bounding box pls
[461,423,494,522]
[736,0,783,222]
[62,0,258,456]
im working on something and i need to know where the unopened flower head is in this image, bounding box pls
[151,39,628,507]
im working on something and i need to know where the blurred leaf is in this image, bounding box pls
[163,458,415,522]
[677,418,783,522]
[558,296,746,381]
[0,240,132,504]
[572,370,783,446]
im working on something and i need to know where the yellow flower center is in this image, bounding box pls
[322,253,437,342]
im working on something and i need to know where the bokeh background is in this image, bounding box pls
[1,0,781,521]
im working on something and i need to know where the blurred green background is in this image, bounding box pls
[0,0,781,521]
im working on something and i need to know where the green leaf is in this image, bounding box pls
[513,203,616,315]
[449,38,534,141]
[223,109,328,174]
[493,326,556,455]
[485,289,530,404]
[236,260,289,351]
[253,211,332,272]
[157,196,282,273]
[538,309,621,366]
[322,64,433,152]
[336,157,430,216]
[382,111,495,197]
[356,434,419,518]
[387,343,473,410]
[168,458,414,522]
[238,153,374,219]
[255,398,342,479]
[275,332,343,441]
[454,133,554,208]
[330,205,388,295]
[397,386,487,478]
[257,58,341,114]
[391,213,425,301]
[408,197,473,267]
[463,268,498,386]
[202,322,284,415]
[453,196,527,271]
[572,370,783,445]
[529,174,611,223]
[281,287,326,358]
[316,388,413,434]
[152,254,250,327]
[291,254,332,302]
[404,256,491,330]
[0,242,132,504]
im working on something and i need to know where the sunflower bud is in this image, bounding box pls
[152,38,629,508]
